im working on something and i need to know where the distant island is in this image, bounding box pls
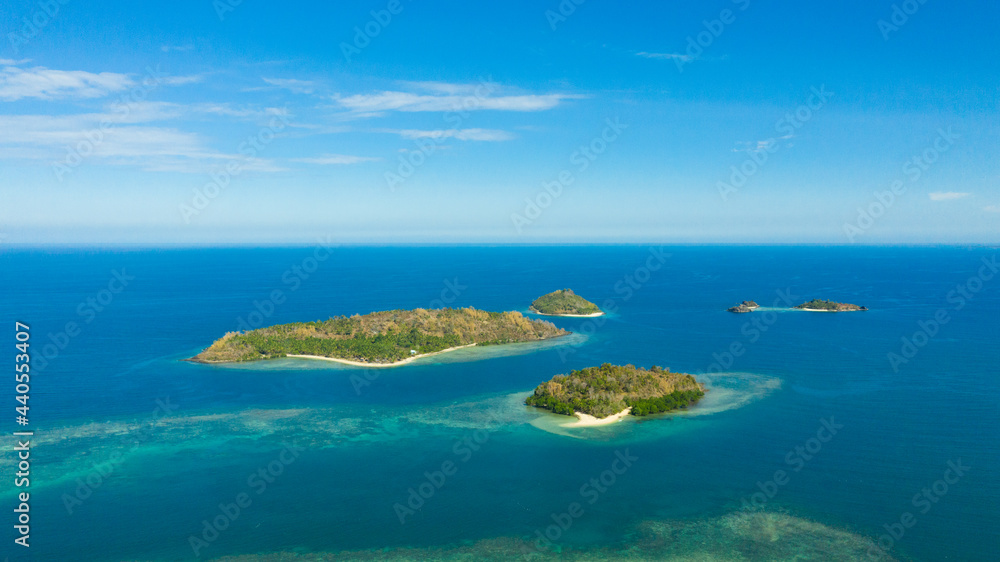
[794,299,868,312]
[727,300,760,313]
[190,308,569,366]
[526,363,705,425]
[529,289,603,317]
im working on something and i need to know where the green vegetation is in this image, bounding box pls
[192,307,569,364]
[794,299,867,312]
[530,289,602,316]
[525,363,705,418]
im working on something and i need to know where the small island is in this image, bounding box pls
[794,299,868,312]
[526,363,706,426]
[727,300,760,313]
[190,307,569,366]
[529,289,603,317]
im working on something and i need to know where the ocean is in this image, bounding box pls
[2,245,998,561]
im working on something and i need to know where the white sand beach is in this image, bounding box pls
[529,308,605,318]
[287,343,477,368]
[561,407,632,427]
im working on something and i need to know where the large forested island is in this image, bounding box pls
[526,363,705,420]
[190,308,569,365]
[794,299,868,312]
[529,289,603,316]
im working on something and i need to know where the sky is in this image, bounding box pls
[0,0,997,245]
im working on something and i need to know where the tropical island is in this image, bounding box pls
[794,299,868,312]
[525,363,706,426]
[190,307,569,366]
[727,300,760,313]
[529,289,603,317]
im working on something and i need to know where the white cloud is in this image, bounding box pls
[0,66,134,101]
[734,139,777,154]
[160,45,195,53]
[636,52,692,62]
[292,154,380,165]
[984,205,1000,213]
[335,91,581,113]
[928,192,970,201]
[262,77,316,95]
[396,128,516,141]
[160,74,203,86]
[398,80,499,95]
[0,105,287,173]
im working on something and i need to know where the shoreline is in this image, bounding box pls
[286,343,478,368]
[561,407,632,428]
[529,307,605,318]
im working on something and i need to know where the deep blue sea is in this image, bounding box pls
[1,246,998,561]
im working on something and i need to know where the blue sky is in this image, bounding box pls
[1,0,997,244]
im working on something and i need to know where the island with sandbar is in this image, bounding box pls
[529,289,603,317]
[525,363,706,426]
[727,300,760,313]
[189,307,569,366]
[794,299,868,312]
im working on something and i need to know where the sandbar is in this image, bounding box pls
[529,307,605,318]
[560,407,632,427]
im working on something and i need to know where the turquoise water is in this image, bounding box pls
[1,246,998,561]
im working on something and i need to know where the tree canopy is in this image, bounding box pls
[526,363,705,418]
[193,307,569,364]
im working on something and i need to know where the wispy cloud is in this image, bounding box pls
[395,128,516,141]
[0,65,134,101]
[0,104,287,173]
[161,74,203,86]
[292,154,380,165]
[734,139,777,154]
[636,51,692,62]
[262,77,316,95]
[398,80,499,95]
[983,205,1000,213]
[929,191,970,201]
[335,91,582,114]
[160,45,195,53]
